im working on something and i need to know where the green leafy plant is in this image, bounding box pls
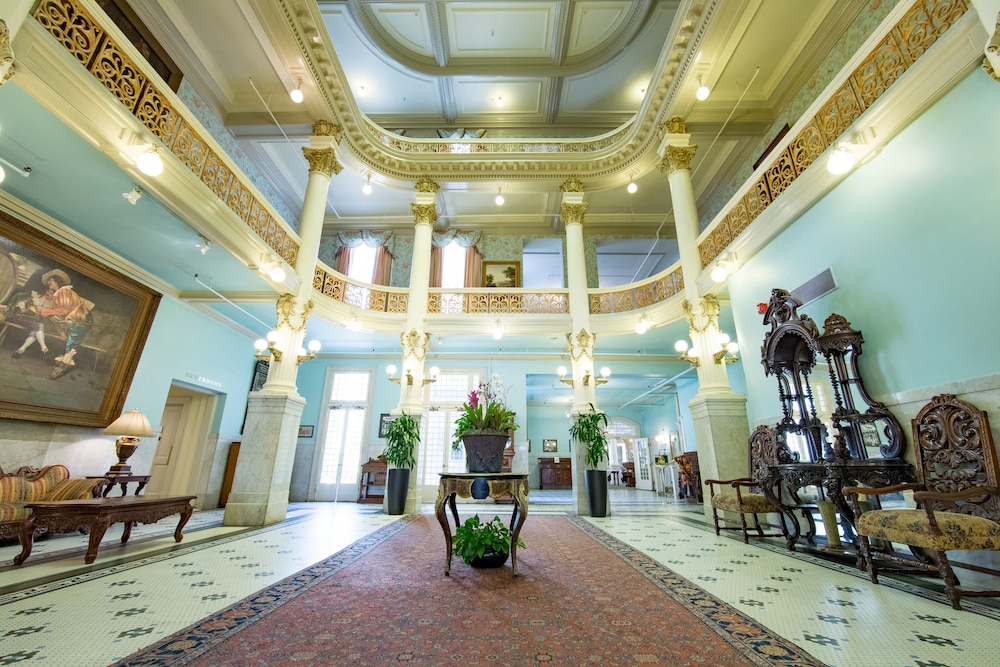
[570,403,609,470]
[382,412,419,469]
[451,374,518,450]
[452,514,525,566]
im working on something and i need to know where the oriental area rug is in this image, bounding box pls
[114,514,822,667]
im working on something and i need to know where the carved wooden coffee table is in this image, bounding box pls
[435,473,528,576]
[14,495,196,565]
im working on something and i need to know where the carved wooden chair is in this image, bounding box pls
[844,395,1000,609]
[704,426,795,545]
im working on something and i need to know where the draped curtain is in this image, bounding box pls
[333,231,394,283]
[431,230,482,288]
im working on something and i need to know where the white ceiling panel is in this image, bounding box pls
[370,4,436,57]
[453,78,546,115]
[445,2,558,59]
[567,1,631,57]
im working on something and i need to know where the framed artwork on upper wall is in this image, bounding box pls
[482,261,521,288]
[0,210,161,427]
[542,439,558,452]
[378,413,392,438]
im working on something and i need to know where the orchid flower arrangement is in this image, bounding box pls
[451,374,518,450]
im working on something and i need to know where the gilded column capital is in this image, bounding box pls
[662,116,686,135]
[415,175,440,194]
[658,144,698,174]
[301,146,341,177]
[276,294,314,333]
[567,328,596,362]
[411,202,438,227]
[311,119,343,142]
[0,19,14,85]
[401,328,429,361]
[559,176,585,193]
[560,201,588,226]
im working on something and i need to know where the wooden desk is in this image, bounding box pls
[14,495,195,565]
[435,473,528,576]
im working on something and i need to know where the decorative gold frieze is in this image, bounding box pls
[662,116,687,135]
[568,329,596,362]
[1,19,14,85]
[559,176,585,193]
[698,0,970,266]
[312,119,342,141]
[301,147,341,176]
[276,294,313,333]
[414,175,440,194]
[683,294,721,334]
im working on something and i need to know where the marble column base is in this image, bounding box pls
[687,390,749,526]
[223,391,305,526]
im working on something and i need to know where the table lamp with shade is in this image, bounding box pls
[103,408,154,474]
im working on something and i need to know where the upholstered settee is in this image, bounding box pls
[0,465,106,540]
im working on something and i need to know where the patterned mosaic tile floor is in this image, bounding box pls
[0,491,997,666]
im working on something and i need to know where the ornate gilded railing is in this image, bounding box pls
[698,0,969,266]
[428,290,569,315]
[589,266,684,314]
[32,0,299,265]
[313,265,408,313]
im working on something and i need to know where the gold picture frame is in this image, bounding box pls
[482,260,521,288]
[0,210,161,427]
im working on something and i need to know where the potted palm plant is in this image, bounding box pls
[452,514,526,568]
[382,411,419,515]
[570,403,610,517]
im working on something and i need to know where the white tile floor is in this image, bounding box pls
[0,489,998,667]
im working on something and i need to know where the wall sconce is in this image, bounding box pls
[296,339,322,365]
[103,408,154,474]
[196,236,211,255]
[253,257,286,282]
[635,316,649,334]
[491,320,504,340]
[136,146,163,176]
[674,339,700,367]
[387,364,439,385]
[713,333,740,364]
[710,254,738,283]
[556,365,610,386]
[254,330,282,362]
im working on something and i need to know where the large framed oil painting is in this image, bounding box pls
[0,210,161,427]
[482,260,521,288]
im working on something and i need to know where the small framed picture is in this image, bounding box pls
[298,424,314,438]
[378,413,392,438]
[482,260,521,288]
[542,439,558,452]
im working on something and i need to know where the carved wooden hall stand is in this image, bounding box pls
[435,473,529,576]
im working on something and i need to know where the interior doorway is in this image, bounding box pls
[144,382,218,507]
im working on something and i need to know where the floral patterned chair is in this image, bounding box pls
[704,426,799,546]
[844,395,1000,610]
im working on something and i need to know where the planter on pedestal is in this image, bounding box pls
[462,432,510,473]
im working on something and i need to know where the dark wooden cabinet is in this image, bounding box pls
[538,457,572,489]
[357,456,387,503]
[219,442,240,507]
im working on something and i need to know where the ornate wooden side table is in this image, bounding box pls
[435,473,529,576]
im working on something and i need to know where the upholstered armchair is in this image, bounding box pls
[844,395,1000,610]
[704,426,792,546]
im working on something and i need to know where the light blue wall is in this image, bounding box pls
[728,70,1000,425]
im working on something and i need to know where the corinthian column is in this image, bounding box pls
[224,120,341,528]
[658,118,749,519]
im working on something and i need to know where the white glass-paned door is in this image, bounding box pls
[314,371,370,501]
[419,371,481,497]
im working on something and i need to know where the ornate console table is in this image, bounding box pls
[435,473,528,576]
[765,460,915,549]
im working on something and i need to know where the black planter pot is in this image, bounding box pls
[470,548,510,568]
[385,467,410,515]
[585,469,609,517]
[462,432,510,473]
